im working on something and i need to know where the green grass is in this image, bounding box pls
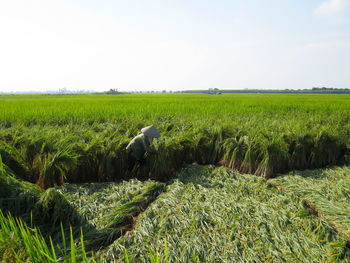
[100,166,350,262]
[270,166,350,242]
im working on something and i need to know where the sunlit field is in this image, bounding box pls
[1,93,349,262]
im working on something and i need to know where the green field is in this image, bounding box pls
[0,94,349,185]
[0,93,350,262]
[1,93,348,122]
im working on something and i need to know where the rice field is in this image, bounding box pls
[0,94,349,186]
[0,93,350,262]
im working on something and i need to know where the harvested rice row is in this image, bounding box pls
[58,180,157,227]
[1,159,166,256]
[100,166,350,262]
[1,169,166,259]
[270,166,350,242]
[31,179,166,251]
[75,181,166,250]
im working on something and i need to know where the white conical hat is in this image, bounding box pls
[141,125,160,138]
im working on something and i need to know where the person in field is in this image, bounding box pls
[126,125,160,171]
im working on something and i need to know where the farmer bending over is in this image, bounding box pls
[126,125,160,171]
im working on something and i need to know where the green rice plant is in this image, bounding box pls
[255,138,290,178]
[221,137,238,167]
[34,145,79,188]
[0,210,95,263]
[195,125,229,165]
[195,134,214,164]
[178,137,196,164]
[145,139,185,181]
[226,135,248,170]
[0,141,29,179]
[33,188,84,229]
[288,134,314,170]
[309,131,347,168]
[239,136,261,174]
[0,210,55,262]
[0,159,95,261]
[0,156,42,219]
[70,139,103,182]
[1,161,91,258]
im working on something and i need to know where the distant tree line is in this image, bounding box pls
[181,87,350,94]
[102,87,350,95]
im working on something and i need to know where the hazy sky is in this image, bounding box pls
[0,0,350,92]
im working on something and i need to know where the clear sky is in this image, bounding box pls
[0,0,349,92]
